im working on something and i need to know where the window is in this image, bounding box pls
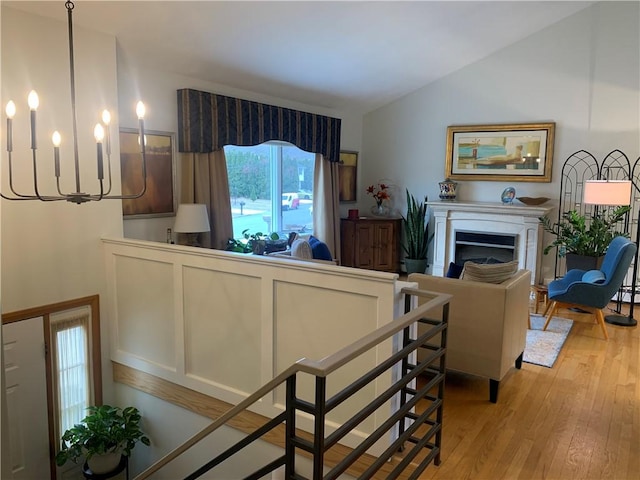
[225,143,315,238]
[50,307,93,446]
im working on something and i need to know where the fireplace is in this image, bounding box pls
[455,231,516,265]
[427,200,554,284]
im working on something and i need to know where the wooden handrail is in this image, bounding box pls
[134,289,451,479]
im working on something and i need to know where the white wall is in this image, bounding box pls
[362,2,640,280]
[116,59,364,243]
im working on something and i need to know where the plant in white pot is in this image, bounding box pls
[402,190,432,274]
[55,405,150,474]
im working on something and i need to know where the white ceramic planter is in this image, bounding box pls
[87,452,122,474]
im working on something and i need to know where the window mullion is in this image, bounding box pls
[272,145,283,233]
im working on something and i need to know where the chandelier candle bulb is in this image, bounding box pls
[136,101,146,153]
[28,90,39,150]
[101,110,111,156]
[52,131,61,177]
[94,124,104,180]
[5,101,15,152]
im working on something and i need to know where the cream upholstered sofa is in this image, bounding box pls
[408,269,531,403]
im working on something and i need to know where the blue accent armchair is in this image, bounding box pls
[544,236,637,339]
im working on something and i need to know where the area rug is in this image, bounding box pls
[524,314,574,368]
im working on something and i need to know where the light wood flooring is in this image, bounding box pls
[417,299,640,480]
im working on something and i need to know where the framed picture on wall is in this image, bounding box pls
[445,122,555,182]
[119,128,176,217]
[339,150,358,202]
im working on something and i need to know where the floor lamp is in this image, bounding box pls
[583,179,638,327]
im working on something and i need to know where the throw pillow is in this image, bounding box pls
[308,235,333,261]
[582,269,606,284]
[461,260,519,284]
[290,239,313,259]
[446,262,464,279]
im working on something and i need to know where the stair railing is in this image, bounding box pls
[134,287,451,480]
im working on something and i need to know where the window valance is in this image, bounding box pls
[177,88,342,162]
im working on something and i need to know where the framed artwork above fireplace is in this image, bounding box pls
[445,122,555,183]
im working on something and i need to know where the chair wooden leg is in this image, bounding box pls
[528,313,532,329]
[543,302,557,330]
[595,309,609,340]
[542,297,554,317]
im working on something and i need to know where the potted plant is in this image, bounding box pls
[226,229,286,255]
[539,206,630,270]
[55,405,150,474]
[402,189,432,274]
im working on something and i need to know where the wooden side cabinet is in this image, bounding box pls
[341,217,401,272]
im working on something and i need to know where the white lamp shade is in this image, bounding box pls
[583,180,632,206]
[173,204,211,233]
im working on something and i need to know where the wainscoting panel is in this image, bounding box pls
[273,281,380,432]
[113,254,176,371]
[182,267,262,394]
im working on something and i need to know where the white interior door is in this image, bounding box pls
[3,317,51,480]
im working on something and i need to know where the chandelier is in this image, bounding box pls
[2,1,147,204]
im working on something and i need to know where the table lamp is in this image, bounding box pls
[173,204,210,247]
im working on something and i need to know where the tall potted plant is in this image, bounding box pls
[539,206,630,270]
[402,189,431,274]
[55,405,150,474]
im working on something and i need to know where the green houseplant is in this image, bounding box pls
[402,190,431,274]
[539,206,630,269]
[55,405,150,474]
[226,229,285,254]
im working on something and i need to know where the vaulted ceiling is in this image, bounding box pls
[5,1,593,113]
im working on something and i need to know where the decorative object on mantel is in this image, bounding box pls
[517,196,550,206]
[501,187,516,204]
[366,182,391,216]
[402,190,431,274]
[444,122,555,183]
[438,178,458,200]
[2,1,149,204]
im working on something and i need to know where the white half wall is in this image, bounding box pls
[104,238,405,455]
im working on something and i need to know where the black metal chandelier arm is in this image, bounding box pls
[100,152,113,196]
[31,149,47,200]
[0,192,66,201]
[6,152,37,199]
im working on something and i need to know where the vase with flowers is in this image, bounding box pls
[367,183,391,216]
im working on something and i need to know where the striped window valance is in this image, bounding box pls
[177,88,342,162]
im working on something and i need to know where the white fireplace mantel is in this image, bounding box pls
[427,200,555,284]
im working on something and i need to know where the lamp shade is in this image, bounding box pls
[583,180,632,206]
[173,204,210,233]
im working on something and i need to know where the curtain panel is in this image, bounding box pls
[177,88,342,162]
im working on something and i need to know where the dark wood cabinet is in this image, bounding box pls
[340,217,401,272]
